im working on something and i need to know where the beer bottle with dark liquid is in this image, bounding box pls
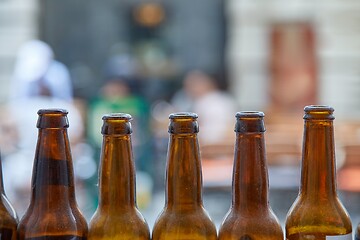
[152,113,217,240]
[218,111,283,240]
[88,113,150,240]
[18,109,88,240]
[285,106,352,240]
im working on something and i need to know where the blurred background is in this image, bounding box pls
[1,0,360,231]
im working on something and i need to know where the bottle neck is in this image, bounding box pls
[232,132,269,211]
[31,128,75,206]
[98,135,136,210]
[166,133,202,208]
[300,120,337,198]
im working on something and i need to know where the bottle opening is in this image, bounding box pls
[168,112,199,134]
[235,111,265,119]
[169,112,198,120]
[102,113,132,121]
[102,113,132,135]
[37,109,68,116]
[304,105,335,120]
[235,111,265,133]
[37,109,69,129]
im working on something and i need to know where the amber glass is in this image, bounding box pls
[88,113,150,240]
[285,106,352,240]
[218,112,283,240]
[152,113,217,240]
[17,109,88,240]
[0,154,18,240]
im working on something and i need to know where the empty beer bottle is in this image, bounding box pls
[285,106,352,240]
[152,113,217,240]
[17,109,88,240]
[88,113,150,240]
[0,153,17,240]
[218,112,283,240]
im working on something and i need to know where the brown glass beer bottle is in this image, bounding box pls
[0,154,18,240]
[285,106,352,240]
[152,113,217,240]
[17,109,88,240]
[218,112,283,240]
[88,113,150,240]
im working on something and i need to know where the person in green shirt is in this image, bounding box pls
[87,55,154,210]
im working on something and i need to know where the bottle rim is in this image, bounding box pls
[236,111,265,119]
[304,105,335,120]
[169,112,198,120]
[37,109,68,115]
[304,105,334,113]
[102,113,132,121]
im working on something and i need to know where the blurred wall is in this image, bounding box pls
[0,0,40,102]
[40,0,226,99]
[227,0,360,118]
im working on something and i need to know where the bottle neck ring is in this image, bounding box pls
[102,113,132,135]
[168,112,199,134]
[235,111,265,133]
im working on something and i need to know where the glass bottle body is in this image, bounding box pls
[88,114,149,240]
[285,106,352,240]
[0,155,17,240]
[219,112,283,240]
[152,113,217,240]
[17,109,88,240]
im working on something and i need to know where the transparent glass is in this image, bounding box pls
[285,106,352,240]
[219,112,283,240]
[89,113,150,240]
[17,109,88,240]
[152,113,217,240]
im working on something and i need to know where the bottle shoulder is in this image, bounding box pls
[89,210,149,240]
[18,205,88,237]
[89,207,148,229]
[219,208,283,240]
[286,195,352,235]
[0,195,18,224]
[0,196,17,240]
[152,206,216,239]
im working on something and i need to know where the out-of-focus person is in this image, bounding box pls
[171,70,237,145]
[10,40,73,102]
[1,40,96,218]
[87,54,153,209]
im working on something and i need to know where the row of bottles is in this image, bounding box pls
[0,106,357,239]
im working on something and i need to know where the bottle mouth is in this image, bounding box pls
[235,111,265,133]
[37,109,68,116]
[304,105,335,120]
[235,111,264,119]
[169,112,198,120]
[102,113,132,121]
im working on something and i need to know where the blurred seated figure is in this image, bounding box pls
[2,40,95,218]
[10,40,73,102]
[172,70,237,145]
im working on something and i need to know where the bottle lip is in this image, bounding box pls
[168,112,199,133]
[304,105,334,113]
[235,111,265,119]
[102,113,132,121]
[304,105,335,120]
[37,109,68,115]
[169,112,198,120]
[235,111,266,133]
[37,109,69,129]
